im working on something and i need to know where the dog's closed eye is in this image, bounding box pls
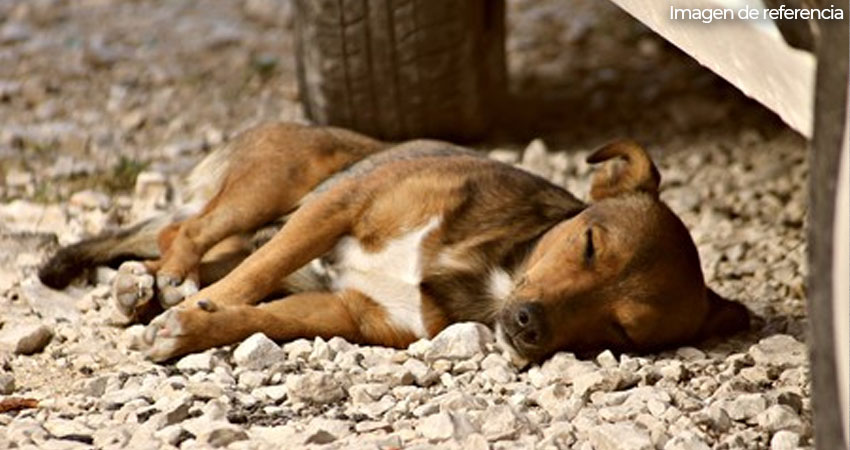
[584,228,595,265]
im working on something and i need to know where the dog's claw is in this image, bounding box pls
[197,299,217,312]
[156,274,180,289]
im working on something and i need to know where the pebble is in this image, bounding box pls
[285,371,345,404]
[424,322,494,362]
[233,332,283,369]
[0,322,53,354]
[769,430,801,450]
[588,423,654,450]
[749,335,807,369]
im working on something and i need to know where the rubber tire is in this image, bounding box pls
[807,6,849,449]
[294,0,505,141]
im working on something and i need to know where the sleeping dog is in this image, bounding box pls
[39,123,749,364]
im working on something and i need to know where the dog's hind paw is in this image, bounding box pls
[156,273,199,308]
[113,261,156,320]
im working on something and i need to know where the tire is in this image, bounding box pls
[807,5,849,449]
[294,0,506,141]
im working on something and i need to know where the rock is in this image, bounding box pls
[663,431,710,450]
[770,430,800,450]
[233,332,283,369]
[596,350,618,368]
[0,371,14,394]
[749,335,806,369]
[43,418,94,444]
[757,405,804,433]
[725,393,767,422]
[573,369,621,397]
[285,371,345,404]
[202,425,249,448]
[418,412,454,442]
[0,322,53,354]
[366,363,414,387]
[253,384,287,402]
[588,423,654,450]
[403,358,438,386]
[303,418,351,444]
[20,277,81,321]
[520,138,553,180]
[425,322,493,361]
[131,171,170,220]
[534,384,581,420]
[69,190,111,210]
[348,383,389,405]
[176,352,215,372]
[283,338,313,361]
[480,405,521,441]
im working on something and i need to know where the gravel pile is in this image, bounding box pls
[0,0,811,449]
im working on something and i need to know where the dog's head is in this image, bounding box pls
[497,140,749,363]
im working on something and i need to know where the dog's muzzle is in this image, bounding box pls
[496,302,549,364]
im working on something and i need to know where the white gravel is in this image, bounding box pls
[0,0,812,449]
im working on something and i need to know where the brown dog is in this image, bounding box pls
[39,123,749,363]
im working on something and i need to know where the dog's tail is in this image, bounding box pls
[39,143,235,290]
[38,214,172,289]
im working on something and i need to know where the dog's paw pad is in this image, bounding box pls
[142,309,186,362]
[159,278,199,307]
[113,261,155,318]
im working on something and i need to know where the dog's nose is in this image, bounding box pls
[514,303,544,346]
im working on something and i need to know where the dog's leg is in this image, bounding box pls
[142,289,416,361]
[179,182,358,310]
[113,235,252,323]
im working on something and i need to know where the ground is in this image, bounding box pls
[0,0,811,449]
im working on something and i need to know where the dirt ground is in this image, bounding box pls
[0,1,812,449]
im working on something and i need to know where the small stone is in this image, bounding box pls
[480,405,520,441]
[749,335,806,369]
[176,352,215,372]
[285,371,345,404]
[534,384,580,420]
[770,430,800,450]
[757,405,804,433]
[131,171,170,220]
[596,350,618,368]
[418,412,454,442]
[588,423,653,450]
[43,418,94,443]
[252,384,287,402]
[573,369,621,397]
[425,322,493,361]
[233,332,283,369]
[203,425,248,448]
[348,383,389,405]
[520,138,553,180]
[69,190,111,210]
[0,322,53,354]
[0,371,14,394]
[303,418,351,444]
[283,338,313,361]
[366,363,414,387]
[663,431,710,450]
[403,358,438,386]
[725,393,767,421]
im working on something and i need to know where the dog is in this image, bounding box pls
[39,123,749,364]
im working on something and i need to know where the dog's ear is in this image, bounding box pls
[586,139,661,201]
[697,288,750,340]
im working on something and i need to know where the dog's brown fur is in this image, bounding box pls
[40,123,749,363]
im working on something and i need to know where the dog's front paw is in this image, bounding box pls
[142,307,192,362]
[113,261,157,322]
[140,299,228,362]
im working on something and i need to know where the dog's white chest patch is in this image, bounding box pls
[329,217,441,338]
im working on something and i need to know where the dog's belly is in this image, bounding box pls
[326,217,441,339]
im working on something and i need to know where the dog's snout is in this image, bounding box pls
[513,303,544,346]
